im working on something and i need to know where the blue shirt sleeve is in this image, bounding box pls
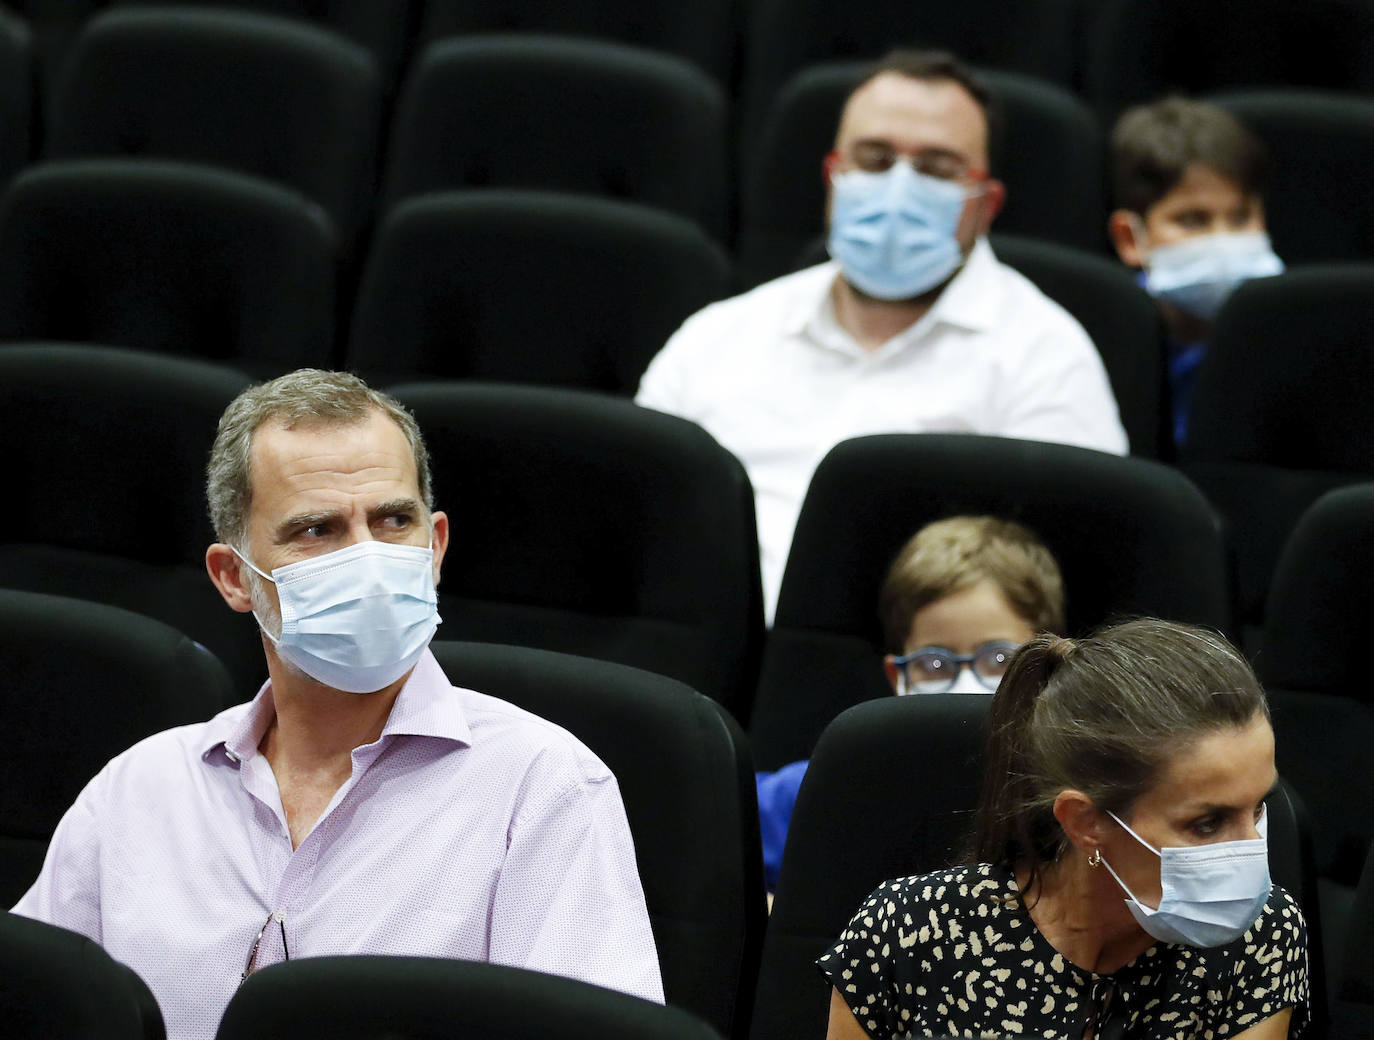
[755,759,809,891]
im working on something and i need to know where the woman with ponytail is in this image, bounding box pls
[819,619,1309,1039]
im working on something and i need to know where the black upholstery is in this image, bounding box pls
[1261,485,1374,887]
[349,190,732,391]
[113,0,418,89]
[738,62,1105,286]
[1333,840,1374,1025]
[751,695,1324,1040]
[740,0,1081,144]
[751,695,986,1040]
[991,234,1169,460]
[750,434,1229,769]
[0,344,263,694]
[217,956,724,1040]
[1185,266,1374,639]
[0,8,31,187]
[0,590,232,906]
[418,0,735,84]
[1212,90,1374,265]
[382,35,728,240]
[48,7,381,246]
[0,911,165,1040]
[429,640,763,1040]
[391,383,765,722]
[1086,0,1374,120]
[0,160,337,375]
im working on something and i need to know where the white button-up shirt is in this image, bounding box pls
[13,650,663,1040]
[636,240,1129,619]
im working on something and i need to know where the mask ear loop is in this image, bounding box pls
[229,545,284,646]
[1099,811,1164,910]
[230,545,276,584]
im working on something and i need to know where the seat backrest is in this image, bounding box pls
[0,590,232,906]
[751,694,987,1040]
[1211,89,1374,265]
[0,160,336,374]
[1184,267,1374,634]
[1085,0,1374,120]
[0,911,166,1040]
[1261,484,1374,883]
[428,641,763,1040]
[381,35,728,240]
[217,956,725,1040]
[750,695,1325,1040]
[48,7,381,245]
[0,8,32,188]
[990,234,1169,460]
[349,191,732,392]
[750,434,1229,768]
[738,62,1105,286]
[392,383,765,722]
[0,343,263,693]
[112,0,418,89]
[740,0,1081,145]
[417,0,735,85]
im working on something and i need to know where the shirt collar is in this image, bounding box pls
[790,237,1003,348]
[199,648,471,764]
[922,237,1002,334]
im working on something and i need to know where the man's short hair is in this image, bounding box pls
[846,49,999,166]
[206,369,433,546]
[1111,96,1270,216]
[878,516,1065,652]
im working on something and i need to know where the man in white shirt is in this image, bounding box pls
[636,50,1128,620]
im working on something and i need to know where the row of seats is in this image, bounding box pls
[12,0,1374,117]
[1,912,729,1038]
[0,590,1348,1039]
[0,6,1371,269]
[0,158,1371,458]
[5,345,1374,878]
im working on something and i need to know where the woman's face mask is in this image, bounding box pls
[1098,807,1271,948]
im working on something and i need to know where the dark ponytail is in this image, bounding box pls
[971,635,1076,898]
[968,620,1266,904]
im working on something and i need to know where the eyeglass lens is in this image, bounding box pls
[901,642,1020,693]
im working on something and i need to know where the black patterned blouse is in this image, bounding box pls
[817,863,1308,1039]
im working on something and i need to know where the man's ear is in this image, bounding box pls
[429,510,450,587]
[206,543,254,614]
[1109,210,1146,267]
[979,178,1006,227]
[1052,789,1112,858]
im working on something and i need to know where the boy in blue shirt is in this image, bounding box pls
[756,516,1064,892]
[1107,97,1283,449]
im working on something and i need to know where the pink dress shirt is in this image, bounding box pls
[13,649,663,1040]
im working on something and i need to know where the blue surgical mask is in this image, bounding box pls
[234,540,441,694]
[827,163,972,301]
[1142,229,1284,321]
[1100,808,1271,948]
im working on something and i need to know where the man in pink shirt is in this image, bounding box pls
[13,369,663,1039]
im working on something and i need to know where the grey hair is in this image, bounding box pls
[205,369,432,545]
[972,618,1268,899]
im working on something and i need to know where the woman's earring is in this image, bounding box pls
[1087,848,1103,868]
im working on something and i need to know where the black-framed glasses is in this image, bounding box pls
[893,640,1022,694]
[241,910,289,983]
